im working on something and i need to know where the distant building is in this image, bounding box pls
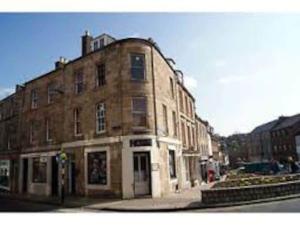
[270,114,300,162]
[225,133,250,168]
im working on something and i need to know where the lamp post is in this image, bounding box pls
[58,150,67,205]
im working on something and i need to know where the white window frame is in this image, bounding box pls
[84,146,110,190]
[30,122,34,144]
[96,103,106,134]
[132,96,147,128]
[74,108,82,136]
[46,118,52,142]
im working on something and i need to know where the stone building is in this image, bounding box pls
[248,114,300,163]
[0,85,24,193]
[0,31,208,199]
[270,114,300,162]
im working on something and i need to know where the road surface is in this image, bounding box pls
[0,197,90,212]
[194,198,300,212]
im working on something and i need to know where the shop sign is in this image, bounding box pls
[130,139,152,147]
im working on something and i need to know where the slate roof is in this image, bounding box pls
[271,114,300,131]
[251,119,279,134]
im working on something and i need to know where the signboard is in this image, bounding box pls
[130,139,152,147]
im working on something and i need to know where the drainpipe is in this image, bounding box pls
[151,46,158,139]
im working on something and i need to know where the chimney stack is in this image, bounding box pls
[82,30,93,56]
[55,56,68,69]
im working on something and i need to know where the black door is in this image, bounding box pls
[51,156,59,196]
[22,158,28,193]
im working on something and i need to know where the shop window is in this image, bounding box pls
[32,157,47,183]
[0,160,10,188]
[87,151,107,185]
[169,150,176,179]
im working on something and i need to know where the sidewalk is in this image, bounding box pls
[86,183,213,211]
[0,183,213,211]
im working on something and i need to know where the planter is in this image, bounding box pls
[201,179,300,205]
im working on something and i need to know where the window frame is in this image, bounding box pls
[96,102,106,134]
[130,53,146,81]
[169,150,177,179]
[162,104,169,135]
[132,96,147,128]
[45,118,52,142]
[84,147,110,190]
[96,63,106,87]
[74,70,84,94]
[31,89,38,109]
[32,157,47,184]
[47,83,55,104]
[74,108,82,136]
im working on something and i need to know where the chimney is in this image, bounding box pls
[55,57,68,69]
[82,30,93,56]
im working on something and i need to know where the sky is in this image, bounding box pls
[0,13,299,136]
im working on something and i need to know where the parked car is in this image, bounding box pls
[237,161,285,175]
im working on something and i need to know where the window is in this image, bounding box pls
[47,83,55,104]
[0,160,10,188]
[185,158,190,181]
[162,104,168,135]
[131,53,145,80]
[185,96,189,116]
[74,108,82,136]
[132,97,147,127]
[170,77,174,98]
[96,64,106,87]
[30,121,36,144]
[32,157,47,183]
[31,89,38,109]
[179,90,184,112]
[189,101,193,118]
[96,103,106,133]
[87,151,107,185]
[187,125,191,147]
[172,111,177,137]
[99,38,104,48]
[75,71,84,94]
[181,121,186,146]
[93,41,99,50]
[46,118,52,142]
[169,150,176,178]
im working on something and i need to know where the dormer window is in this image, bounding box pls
[99,38,104,48]
[93,41,99,50]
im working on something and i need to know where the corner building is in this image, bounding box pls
[2,32,203,199]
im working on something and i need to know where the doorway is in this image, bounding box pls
[51,156,59,196]
[22,158,28,193]
[69,161,76,195]
[133,152,150,196]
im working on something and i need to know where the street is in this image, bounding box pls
[194,198,300,213]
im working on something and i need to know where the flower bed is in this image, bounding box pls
[201,174,300,205]
[213,174,300,188]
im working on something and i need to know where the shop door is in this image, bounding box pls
[133,152,150,196]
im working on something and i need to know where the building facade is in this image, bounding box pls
[0,32,211,199]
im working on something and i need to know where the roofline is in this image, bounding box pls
[12,37,196,101]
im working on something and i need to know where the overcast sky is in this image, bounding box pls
[0,13,299,136]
